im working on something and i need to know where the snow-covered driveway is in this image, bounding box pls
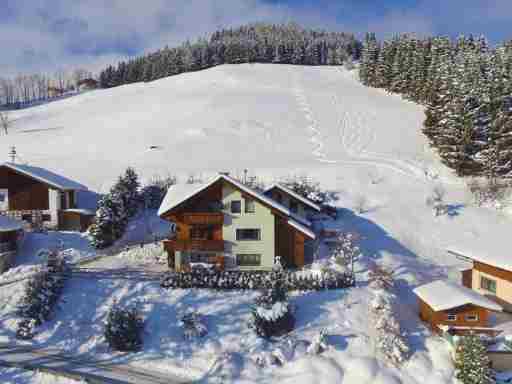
[0,343,188,384]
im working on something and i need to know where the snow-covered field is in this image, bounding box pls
[1,64,511,383]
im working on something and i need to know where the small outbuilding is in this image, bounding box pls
[413,280,503,335]
[0,215,24,272]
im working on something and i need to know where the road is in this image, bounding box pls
[0,343,189,384]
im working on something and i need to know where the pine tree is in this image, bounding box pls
[455,334,492,384]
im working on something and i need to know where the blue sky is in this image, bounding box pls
[1,0,511,76]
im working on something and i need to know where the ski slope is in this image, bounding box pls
[1,64,511,383]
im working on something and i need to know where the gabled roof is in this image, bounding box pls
[158,174,315,239]
[413,280,502,312]
[447,245,511,272]
[0,215,24,232]
[1,163,87,191]
[265,184,322,212]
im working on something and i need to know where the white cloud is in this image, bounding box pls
[1,0,510,76]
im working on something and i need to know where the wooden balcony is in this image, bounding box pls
[183,212,224,225]
[163,239,225,252]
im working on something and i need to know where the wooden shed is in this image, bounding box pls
[414,280,503,335]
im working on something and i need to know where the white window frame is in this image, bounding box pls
[447,314,457,321]
[465,314,479,322]
[480,276,497,294]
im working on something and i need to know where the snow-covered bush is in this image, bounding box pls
[369,290,410,365]
[90,168,142,249]
[250,273,295,339]
[280,174,336,205]
[455,333,493,384]
[141,174,177,209]
[368,265,394,291]
[161,269,355,291]
[104,304,143,352]
[307,329,329,355]
[468,178,511,210]
[179,310,207,340]
[354,194,369,214]
[16,255,68,340]
[329,232,361,274]
[426,185,448,217]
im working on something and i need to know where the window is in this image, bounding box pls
[275,193,282,203]
[465,314,479,322]
[237,254,261,267]
[290,201,299,214]
[0,192,4,202]
[189,253,212,264]
[42,214,52,222]
[480,276,497,294]
[236,229,261,241]
[190,225,212,240]
[447,314,457,321]
[231,200,241,214]
[245,199,255,213]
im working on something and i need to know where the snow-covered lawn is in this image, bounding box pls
[0,368,85,384]
[0,63,510,382]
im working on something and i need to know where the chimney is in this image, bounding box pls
[219,171,230,176]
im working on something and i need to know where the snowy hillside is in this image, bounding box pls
[1,64,511,383]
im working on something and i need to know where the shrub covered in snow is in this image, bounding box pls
[104,304,143,352]
[368,265,394,291]
[455,333,493,384]
[250,273,295,339]
[179,310,208,340]
[426,185,448,217]
[141,174,177,209]
[160,269,355,291]
[329,232,361,274]
[90,168,142,249]
[16,255,68,340]
[307,329,329,355]
[281,174,336,205]
[468,178,511,210]
[369,290,410,365]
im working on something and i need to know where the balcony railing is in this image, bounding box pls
[183,212,224,225]
[163,239,225,252]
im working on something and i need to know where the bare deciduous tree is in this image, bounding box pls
[0,111,10,135]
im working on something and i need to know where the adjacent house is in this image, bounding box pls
[77,78,98,92]
[158,173,316,271]
[264,183,321,220]
[413,280,502,335]
[0,215,24,272]
[48,86,65,98]
[447,247,512,312]
[0,162,94,231]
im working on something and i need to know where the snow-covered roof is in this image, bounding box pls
[413,280,502,312]
[0,215,24,232]
[63,208,95,215]
[265,184,321,212]
[158,174,315,239]
[447,245,511,272]
[1,163,87,191]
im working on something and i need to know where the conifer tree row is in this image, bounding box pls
[359,33,512,179]
[98,23,361,88]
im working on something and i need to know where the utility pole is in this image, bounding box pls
[9,146,16,163]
